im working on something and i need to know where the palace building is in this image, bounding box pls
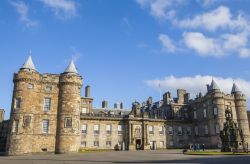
[0,56,250,155]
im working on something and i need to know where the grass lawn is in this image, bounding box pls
[185,151,250,155]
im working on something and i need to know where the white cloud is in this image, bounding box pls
[9,0,38,28]
[183,32,222,56]
[136,0,184,20]
[158,34,176,53]
[177,6,232,31]
[182,31,250,57]
[145,75,250,105]
[196,0,216,7]
[40,0,77,19]
[240,48,250,58]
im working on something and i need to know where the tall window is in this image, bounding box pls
[42,119,49,134]
[195,126,199,136]
[106,141,111,147]
[203,109,207,118]
[159,126,164,135]
[81,141,86,147]
[44,98,51,111]
[204,125,208,135]
[94,125,99,135]
[187,127,191,135]
[148,125,154,134]
[82,108,87,114]
[64,117,72,128]
[193,111,197,119]
[106,124,111,134]
[23,116,31,127]
[168,126,173,135]
[213,107,218,116]
[215,124,220,134]
[81,124,87,134]
[12,120,19,133]
[118,125,123,134]
[178,126,182,135]
[15,98,21,109]
[94,141,99,146]
[160,141,164,148]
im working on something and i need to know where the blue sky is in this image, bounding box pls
[1,0,250,119]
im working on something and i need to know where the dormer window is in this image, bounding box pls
[28,83,34,89]
[45,85,52,92]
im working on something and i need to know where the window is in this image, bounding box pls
[45,85,52,92]
[94,141,99,146]
[23,116,31,127]
[193,111,197,119]
[106,124,111,134]
[195,126,199,136]
[148,125,154,134]
[203,109,207,118]
[215,124,220,134]
[28,83,34,89]
[42,119,49,134]
[118,125,123,134]
[204,125,208,135]
[160,141,164,148]
[81,141,86,147]
[14,98,21,109]
[213,107,218,116]
[12,120,19,133]
[187,127,191,135]
[184,113,188,119]
[106,141,111,147]
[64,117,72,128]
[44,98,51,111]
[82,108,87,114]
[159,126,164,135]
[81,124,87,134]
[169,141,174,146]
[168,126,173,135]
[94,125,99,135]
[178,126,182,135]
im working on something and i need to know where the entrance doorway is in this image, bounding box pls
[136,139,142,150]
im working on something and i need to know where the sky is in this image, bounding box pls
[1,0,250,119]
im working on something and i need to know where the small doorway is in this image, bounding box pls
[136,139,142,150]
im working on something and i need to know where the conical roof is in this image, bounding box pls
[21,56,36,71]
[209,79,220,90]
[64,60,78,74]
[231,82,241,93]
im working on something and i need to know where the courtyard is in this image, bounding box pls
[0,150,250,164]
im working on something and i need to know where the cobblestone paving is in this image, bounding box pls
[0,150,250,164]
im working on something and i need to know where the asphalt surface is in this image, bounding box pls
[0,150,250,164]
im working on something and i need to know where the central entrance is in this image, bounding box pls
[136,139,142,150]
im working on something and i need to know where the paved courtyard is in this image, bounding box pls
[0,150,250,164]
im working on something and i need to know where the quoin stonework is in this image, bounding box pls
[0,56,250,155]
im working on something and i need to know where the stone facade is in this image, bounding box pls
[1,57,250,155]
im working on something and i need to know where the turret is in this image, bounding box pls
[232,82,250,144]
[56,60,82,153]
[208,79,225,138]
[6,55,41,155]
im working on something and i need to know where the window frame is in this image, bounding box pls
[44,97,51,112]
[42,119,49,134]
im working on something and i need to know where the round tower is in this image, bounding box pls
[56,60,82,153]
[209,80,225,129]
[232,83,250,144]
[6,56,39,155]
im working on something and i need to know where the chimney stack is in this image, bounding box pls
[102,100,108,108]
[85,85,90,97]
[120,102,123,109]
